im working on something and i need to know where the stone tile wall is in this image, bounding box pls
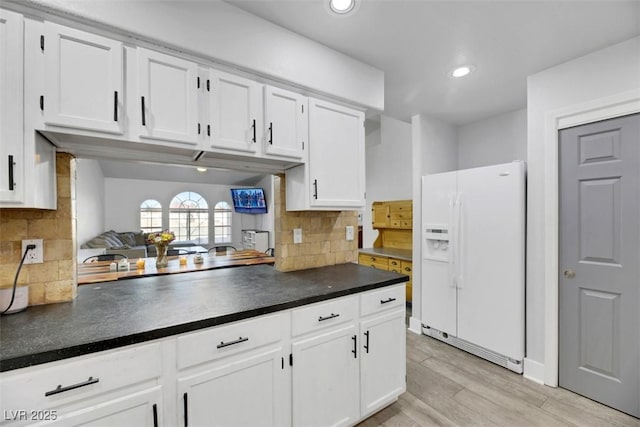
[0,153,76,305]
[274,175,358,272]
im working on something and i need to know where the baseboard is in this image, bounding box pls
[523,358,545,385]
[408,317,422,334]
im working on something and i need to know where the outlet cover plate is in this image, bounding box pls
[293,228,302,244]
[22,239,43,264]
[346,226,354,241]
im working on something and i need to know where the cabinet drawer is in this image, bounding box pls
[358,254,389,270]
[177,313,284,370]
[389,203,412,217]
[361,284,406,317]
[401,261,412,276]
[0,342,161,413]
[292,295,357,337]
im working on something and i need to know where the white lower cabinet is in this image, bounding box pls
[177,348,287,427]
[292,325,360,427]
[360,309,406,418]
[0,343,163,427]
[41,387,162,427]
[0,285,406,427]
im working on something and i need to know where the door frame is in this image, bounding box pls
[543,88,640,386]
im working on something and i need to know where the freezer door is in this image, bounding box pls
[456,162,525,360]
[421,172,457,336]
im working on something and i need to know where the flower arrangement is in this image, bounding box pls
[147,230,175,245]
[147,230,175,268]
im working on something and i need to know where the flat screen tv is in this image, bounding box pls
[230,188,268,214]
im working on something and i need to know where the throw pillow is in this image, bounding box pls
[134,231,147,246]
[118,232,137,247]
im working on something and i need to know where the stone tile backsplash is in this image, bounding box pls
[0,153,76,305]
[274,175,358,272]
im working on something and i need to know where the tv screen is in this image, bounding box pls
[230,188,268,214]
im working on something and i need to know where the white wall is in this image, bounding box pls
[458,108,527,169]
[362,115,412,248]
[409,114,458,333]
[75,159,105,246]
[526,36,640,379]
[20,0,383,110]
[104,178,273,248]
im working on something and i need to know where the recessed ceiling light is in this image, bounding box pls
[328,0,357,15]
[196,167,207,172]
[324,0,360,16]
[450,65,474,78]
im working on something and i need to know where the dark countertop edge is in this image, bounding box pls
[0,275,407,372]
[359,248,413,261]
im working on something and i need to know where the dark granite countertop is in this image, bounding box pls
[359,247,413,261]
[0,263,408,372]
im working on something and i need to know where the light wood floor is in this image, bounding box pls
[359,326,639,427]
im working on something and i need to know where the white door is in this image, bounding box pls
[44,22,123,134]
[263,85,306,159]
[177,348,287,427]
[456,162,525,360]
[360,309,406,418]
[308,98,364,208]
[209,70,259,153]
[45,387,162,427]
[138,48,198,145]
[292,325,359,427]
[0,9,23,203]
[421,171,457,336]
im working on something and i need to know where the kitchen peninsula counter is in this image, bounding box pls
[0,263,408,372]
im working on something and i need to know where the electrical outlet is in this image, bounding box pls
[22,239,43,264]
[293,228,302,244]
[346,226,354,241]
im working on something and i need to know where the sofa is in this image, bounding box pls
[80,230,198,261]
[81,230,149,260]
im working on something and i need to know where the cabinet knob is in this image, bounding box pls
[564,269,576,279]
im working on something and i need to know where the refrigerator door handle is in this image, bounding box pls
[448,194,457,288]
[455,194,464,289]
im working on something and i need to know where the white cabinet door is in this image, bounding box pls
[43,22,123,134]
[308,98,364,208]
[263,85,306,159]
[208,70,259,153]
[360,309,406,418]
[138,48,199,145]
[42,387,162,427]
[0,9,23,203]
[177,348,287,427]
[292,325,359,427]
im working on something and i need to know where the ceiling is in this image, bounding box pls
[225,0,640,125]
[97,159,266,186]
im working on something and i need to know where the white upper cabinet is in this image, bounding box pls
[138,47,199,145]
[309,99,364,208]
[263,85,307,160]
[43,22,123,134]
[286,98,365,210]
[208,70,260,153]
[0,9,24,203]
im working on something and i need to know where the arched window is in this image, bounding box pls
[214,201,232,244]
[140,199,162,233]
[169,192,209,244]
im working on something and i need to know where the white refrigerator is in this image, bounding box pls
[421,161,525,373]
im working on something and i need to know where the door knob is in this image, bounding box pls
[564,269,576,279]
